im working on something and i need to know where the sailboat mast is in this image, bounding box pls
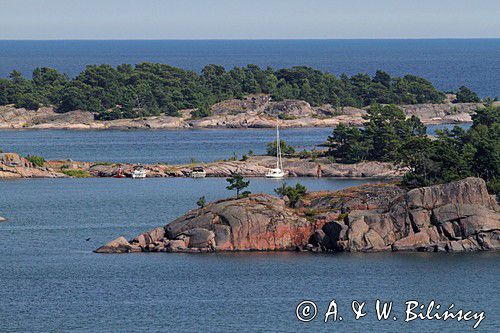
[276,116,282,170]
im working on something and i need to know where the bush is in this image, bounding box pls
[487,178,500,197]
[61,169,91,178]
[25,155,45,167]
[455,86,481,103]
[266,139,295,156]
[191,105,212,119]
[274,182,308,208]
[196,196,206,208]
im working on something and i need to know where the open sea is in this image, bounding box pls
[0,40,498,332]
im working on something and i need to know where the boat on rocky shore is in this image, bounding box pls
[96,177,499,254]
[0,152,403,179]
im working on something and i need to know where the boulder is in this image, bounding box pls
[131,227,165,247]
[0,216,6,222]
[94,237,132,253]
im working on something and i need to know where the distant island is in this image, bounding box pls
[0,63,491,122]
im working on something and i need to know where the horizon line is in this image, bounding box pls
[0,37,499,41]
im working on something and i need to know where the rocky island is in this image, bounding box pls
[0,95,485,130]
[0,152,401,179]
[96,177,499,254]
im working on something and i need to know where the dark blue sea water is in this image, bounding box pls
[0,178,498,332]
[0,124,470,164]
[0,40,498,332]
[0,39,498,97]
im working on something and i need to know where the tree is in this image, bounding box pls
[327,124,369,163]
[0,63,468,119]
[226,174,250,198]
[455,86,481,103]
[190,104,212,119]
[274,182,308,208]
[196,196,206,208]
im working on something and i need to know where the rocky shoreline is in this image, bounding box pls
[0,94,488,130]
[96,177,500,254]
[0,153,402,179]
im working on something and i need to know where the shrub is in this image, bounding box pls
[196,196,206,208]
[61,169,91,178]
[455,86,481,103]
[25,155,45,167]
[274,182,308,208]
[266,139,295,156]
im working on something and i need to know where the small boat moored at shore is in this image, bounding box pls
[132,166,147,179]
[190,166,207,178]
[112,166,126,178]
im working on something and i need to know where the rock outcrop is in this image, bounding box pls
[96,177,499,254]
[310,177,499,252]
[42,156,402,179]
[96,194,319,253]
[0,153,65,178]
[1,95,487,130]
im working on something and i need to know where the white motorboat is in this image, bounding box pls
[266,117,285,179]
[190,166,207,178]
[132,166,147,179]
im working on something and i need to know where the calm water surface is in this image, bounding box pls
[0,178,498,332]
[0,124,470,164]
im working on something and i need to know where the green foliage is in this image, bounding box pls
[196,196,206,208]
[487,178,500,197]
[25,155,45,167]
[0,64,452,119]
[226,174,250,198]
[274,182,308,208]
[190,104,212,119]
[400,105,499,189]
[327,104,426,163]
[325,101,498,193]
[455,86,481,103]
[61,169,91,178]
[266,139,295,156]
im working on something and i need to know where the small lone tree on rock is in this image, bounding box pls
[226,174,250,198]
[196,196,206,208]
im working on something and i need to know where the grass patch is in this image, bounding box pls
[62,169,91,178]
[25,155,46,167]
[93,161,113,166]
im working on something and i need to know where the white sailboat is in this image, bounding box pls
[266,117,285,179]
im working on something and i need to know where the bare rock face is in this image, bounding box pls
[165,194,314,251]
[95,237,134,253]
[0,152,66,178]
[325,177,500,252]
[96,178,499,254]
[96,194,315,253]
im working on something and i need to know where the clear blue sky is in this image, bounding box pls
[0,0,499,39]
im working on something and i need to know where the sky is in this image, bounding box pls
[0,0,499,39]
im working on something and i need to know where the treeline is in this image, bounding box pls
[0,63,479,120]
[327,103,499,194]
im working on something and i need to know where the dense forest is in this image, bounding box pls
[0,63,482,120]
[326,103,499,195]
